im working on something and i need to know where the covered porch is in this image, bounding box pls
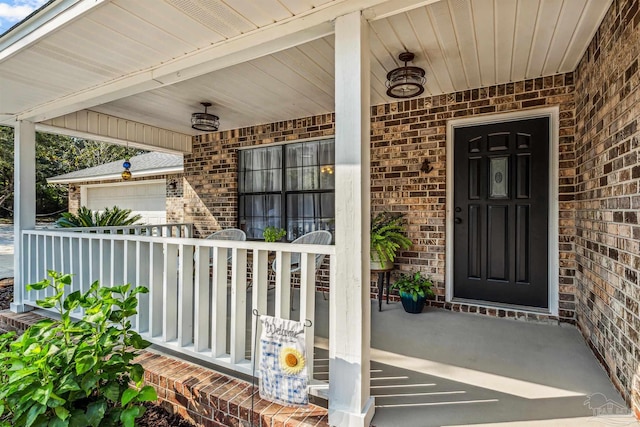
[2,277,633,426]
[2,0,640,425]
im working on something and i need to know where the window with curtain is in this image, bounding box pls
[238,139,335,240]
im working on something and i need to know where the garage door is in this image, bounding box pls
[84,181,166,225]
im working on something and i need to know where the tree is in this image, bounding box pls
[0,126,144,218]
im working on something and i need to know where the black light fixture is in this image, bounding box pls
[191,102,219,132]
[386,52,426,99]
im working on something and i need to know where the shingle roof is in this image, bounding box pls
[47,152,183,184]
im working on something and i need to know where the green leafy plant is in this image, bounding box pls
[56,206,142,228]
[0,271,157,427]
[371,212,412,263]
[263,226,287,242]
[391,270,435,302]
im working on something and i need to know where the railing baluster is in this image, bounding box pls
[149,242,164,338]
[45,235,54,297]
[211,246,227,358]
[275,251,291,319]
[136,241,150,334]
[178,244,194,347]
[194,246,210,352]
[90,238,100,286]
[299,253,316,381]
[251,249,269,366]
[230,248,247,364]
[163,243,178,342]
[113,240,125,286]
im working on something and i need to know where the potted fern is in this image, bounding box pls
[370,212,411,270]
[391,270,435,313]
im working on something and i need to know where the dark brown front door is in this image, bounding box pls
[453,117,549,308]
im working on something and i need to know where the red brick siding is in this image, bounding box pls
[574,0,640,413]
[184,116,335,237]
[370,75,577,322]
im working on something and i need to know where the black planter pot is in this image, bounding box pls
[400,291,426,314]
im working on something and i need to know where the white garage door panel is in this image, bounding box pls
[85,182,166,225]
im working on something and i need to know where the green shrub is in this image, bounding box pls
[0,271,156,427]
[263,226,287,242]
[56,206,142,228]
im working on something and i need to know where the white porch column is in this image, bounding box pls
[329,11,374,427]
[10,120,36,313]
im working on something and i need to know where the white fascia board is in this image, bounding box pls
[0,0,109,64]
[47,166,184,184]
[17,0,437,123]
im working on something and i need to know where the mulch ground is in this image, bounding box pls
[0,277,197,427]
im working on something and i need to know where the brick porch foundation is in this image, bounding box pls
[0,310,329,427]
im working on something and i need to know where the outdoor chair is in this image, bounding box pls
[206,228,246,264]
[271,230,333,309]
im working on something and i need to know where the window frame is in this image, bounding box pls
[237,138,335,241]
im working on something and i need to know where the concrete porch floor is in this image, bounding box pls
[309,294,639,427]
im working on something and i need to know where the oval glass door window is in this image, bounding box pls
[490,157,508,198]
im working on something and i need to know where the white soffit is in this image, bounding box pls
[0,0,612,134]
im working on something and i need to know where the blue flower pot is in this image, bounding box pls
[400,291,426,314]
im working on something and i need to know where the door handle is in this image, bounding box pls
[455,217,462,224]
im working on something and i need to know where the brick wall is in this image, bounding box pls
[184,74,577,321]
[370,74,577,322]
[67,174,184,224]
[574,0,640,413]
[184,116,335,237]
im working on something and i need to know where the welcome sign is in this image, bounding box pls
[259,315,309,406]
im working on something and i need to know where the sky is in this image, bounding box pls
[0,0,48,34]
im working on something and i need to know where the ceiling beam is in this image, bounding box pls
[365,0,443,21]
[16,0,442,123]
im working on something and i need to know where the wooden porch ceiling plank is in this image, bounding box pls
[88,3,196,57]
[447,0,482,90]
[222,0,294,27]
[541,0,588,76]
[470,0,497,87]
[557,0,612,72]
[111,0,226,47]
[525,0,564,79]
[165,0,257,38]
[405,6,454,95]
[0,0,109,64]
[250,54,334,109]
[272,46,335,97]
[427,1,469,90]
[15,0,438,123]
[494,0,518,84]
[510,0,540,82]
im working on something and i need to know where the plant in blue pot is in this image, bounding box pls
[391,271,435,313]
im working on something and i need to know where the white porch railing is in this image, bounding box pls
[53,223,193,238]
[21,228,334,382]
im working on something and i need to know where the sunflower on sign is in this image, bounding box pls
[280,347,305,375]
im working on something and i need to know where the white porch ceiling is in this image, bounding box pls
[0,0,612,139]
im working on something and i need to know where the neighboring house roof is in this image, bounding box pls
[47,152,183,184]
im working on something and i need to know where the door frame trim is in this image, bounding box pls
[445,107,560,315]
